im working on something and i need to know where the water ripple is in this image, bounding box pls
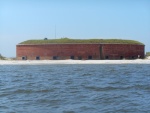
[0,64,150,113]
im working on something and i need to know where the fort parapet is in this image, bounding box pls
[16,38,145,60]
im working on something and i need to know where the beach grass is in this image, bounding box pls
[19,38,144,45]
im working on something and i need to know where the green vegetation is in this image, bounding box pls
[19,38,144,45]
[146,52,150,56]
[0,54,6,60]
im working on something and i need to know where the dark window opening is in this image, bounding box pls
[36,56,40,60]
[132,56,135,59]
[53,56,58,60]
[120,56,124,59]
[22,56,27,60]
[88,56,92,60]
[70,56,74,59]
[78,56,82,60]
[105,56,109,59]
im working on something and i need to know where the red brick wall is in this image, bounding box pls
[16,44,145,60]
[101,44,145,59]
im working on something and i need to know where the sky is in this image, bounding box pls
[0,0,150,57]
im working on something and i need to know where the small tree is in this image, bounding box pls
[44,37,48,40]
[0,54,5,60]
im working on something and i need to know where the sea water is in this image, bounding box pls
[0,64,150,113]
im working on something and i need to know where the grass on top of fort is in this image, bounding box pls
[20,38,144,45]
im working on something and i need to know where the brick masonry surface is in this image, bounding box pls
[16,44,145,60]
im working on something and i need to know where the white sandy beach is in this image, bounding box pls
[0,59,150,65]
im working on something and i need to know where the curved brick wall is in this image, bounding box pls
[16,44,145,60]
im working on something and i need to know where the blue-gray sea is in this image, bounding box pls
[0,64,150,113]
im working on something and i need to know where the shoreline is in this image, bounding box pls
[0,59,150,65]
